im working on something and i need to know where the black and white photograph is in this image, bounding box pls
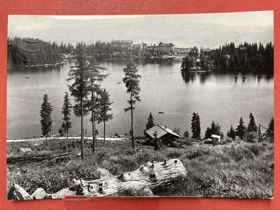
[7,12,274,199]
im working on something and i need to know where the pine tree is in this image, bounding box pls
[247,113,258,132]
[68,44,107,156]
[227,125,236,140]
[40,94,53,138]
[211,121,221,135]
[146,112,155,130]
[191,113,201,139]
[85,57,108,153]
[236,117,246,139]
[87,86,102,152]
[204,127,212,139]
[195,113,201,139]
[97,88,113,146]
[123,54,141,150]
[267,117,274,137]
[61,92,72,140]
[191,113,197,138]
[67,43,90,160]
[205,121,223,139]
[87,85,101,153]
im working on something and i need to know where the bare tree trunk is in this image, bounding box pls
[81,96,84,161]
[92,112,95,153]
[103,120,106,146]
[66,121,69,140]
[9,159,187,200]
[130,93,135,150]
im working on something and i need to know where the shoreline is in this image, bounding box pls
[7,136,127,143]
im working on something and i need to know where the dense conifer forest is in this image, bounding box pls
[182,42,274,74]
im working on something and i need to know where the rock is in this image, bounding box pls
[18,148,32,153]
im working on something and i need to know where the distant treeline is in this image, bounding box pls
[7,37,74,65]
[182,42,274,73]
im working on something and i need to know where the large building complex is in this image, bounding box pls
[110,39,202,57]
[111,40,133,52]
[158,42,175,54]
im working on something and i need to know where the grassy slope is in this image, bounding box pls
[7,139,274,198]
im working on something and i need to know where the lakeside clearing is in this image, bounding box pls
[7,138,274,198]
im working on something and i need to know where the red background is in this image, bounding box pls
[0,0,279,209]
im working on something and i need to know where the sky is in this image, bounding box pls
[8,11,274,48]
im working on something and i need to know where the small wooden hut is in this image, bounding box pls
[144,125,181,145]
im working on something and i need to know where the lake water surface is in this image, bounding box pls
[7,59,274,139]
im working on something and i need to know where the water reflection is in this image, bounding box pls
[234,76,238,83]
[180,70,196,83]
[141,59,175,66]
[180,69,274,84]
[198,71,212,84]
[257,75,262,82]
[180,70,212,84]
[265,74,274,81]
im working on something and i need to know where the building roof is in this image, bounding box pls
[158,43,175,47]
[145,124,181,139]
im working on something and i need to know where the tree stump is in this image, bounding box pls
[8,159,187,200]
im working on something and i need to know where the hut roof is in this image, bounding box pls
[211,134,221,138]
[145,124,181,139]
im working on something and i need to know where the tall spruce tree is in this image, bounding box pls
[61,92,72,140]
[67,43,90,160]
[40,94,53,138]
[68,44,107,157]
[123,54,141,150]
[247,113,258,132]
[97,88,113,145]
[85,57,108,153]
[146,112,155,130]
[236,117,246,139]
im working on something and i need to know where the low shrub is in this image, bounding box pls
[165,149,183,159]
[249,144,263,156]
[185,149,210,160]
[244,132,258,143]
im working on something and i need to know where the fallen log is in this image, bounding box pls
[8,159,187,200]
